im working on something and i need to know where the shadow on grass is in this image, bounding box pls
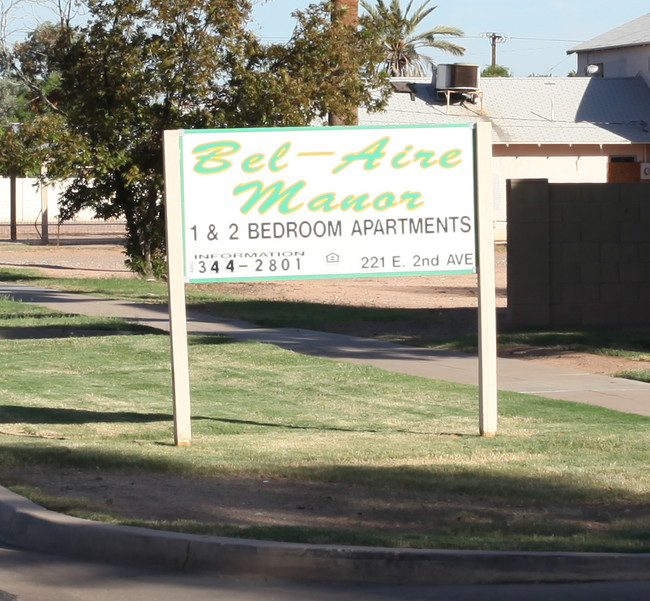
[0,440,637,504]
[2,442,649,553]
[0,268,45,282]
[0,310,71,320]
[0,405,456,436]
[188,335,237,346]
[189,298,477,326]
[0,322,161,340]
[497,327,650,353]
[0,405,171,425]
[0,426,650,552]
[187,298,489,346]
[203,416,463,436]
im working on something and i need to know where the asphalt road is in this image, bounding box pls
[2,544,650,601]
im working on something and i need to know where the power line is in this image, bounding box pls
[507,36,585,43]
[252,31,588,44]
[458,34,585,43]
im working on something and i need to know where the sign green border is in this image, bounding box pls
[178,123,477,283]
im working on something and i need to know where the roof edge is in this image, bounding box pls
[568,41,650,55]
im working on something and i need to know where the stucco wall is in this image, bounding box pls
[507,179,650,327]
[576,46,650,85]
[0,177,127,241]
[0,177,96,223]
[491,144,649,241]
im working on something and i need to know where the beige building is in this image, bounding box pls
[359,71,650,241]
[358,14,650,241]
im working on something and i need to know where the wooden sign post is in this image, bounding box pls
[475,122,498,437]
[163,129,192,446]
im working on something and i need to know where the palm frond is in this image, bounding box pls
[361,0,465,75]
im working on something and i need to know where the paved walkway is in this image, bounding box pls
[2,282,649,417]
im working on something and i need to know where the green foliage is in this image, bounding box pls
[0,22,74,178]
[227,3,389,127]
[361,0,465,76]
[481,64,511,77]
[0,124,35,177]
[0,23,68,122]
[615,369,650,383]
[0,0,390,277]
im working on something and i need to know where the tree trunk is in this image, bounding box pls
[329,0,359,126]
[332,0,358,27]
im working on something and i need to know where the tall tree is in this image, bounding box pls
[361,0,464,77]
[1,0,389,276]
[225,2,387,128]
[0,22,70,187]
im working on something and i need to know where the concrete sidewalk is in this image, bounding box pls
[2,282,649,417]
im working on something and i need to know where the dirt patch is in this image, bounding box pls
[8,468,483,532]
[9,466,644,541]
[500,345,650,376]
[0,243,134,279]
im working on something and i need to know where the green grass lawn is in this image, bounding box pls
[0,296,649,552]
[616,369,650,383]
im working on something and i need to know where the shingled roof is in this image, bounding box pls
[567,13,650,54]
[359,76,650,145]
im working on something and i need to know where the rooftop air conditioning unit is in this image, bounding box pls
[435,63,480,91]
[641,163,650,180]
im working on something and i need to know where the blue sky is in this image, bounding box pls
[250,0,650,76]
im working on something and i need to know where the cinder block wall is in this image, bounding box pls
[507,180,650,327]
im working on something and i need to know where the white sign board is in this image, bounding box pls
[177,125,476,282]
[163,123,497,446]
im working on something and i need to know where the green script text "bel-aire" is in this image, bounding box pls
[192,137,463,175]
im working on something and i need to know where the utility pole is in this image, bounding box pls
[483,32,506,67]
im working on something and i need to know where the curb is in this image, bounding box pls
[2,486,650,585]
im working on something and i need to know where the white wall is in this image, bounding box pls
[0,177,97,223]
[490,143,649,240]
[576,45,650,85]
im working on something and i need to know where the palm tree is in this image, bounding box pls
[361,0,465,77]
